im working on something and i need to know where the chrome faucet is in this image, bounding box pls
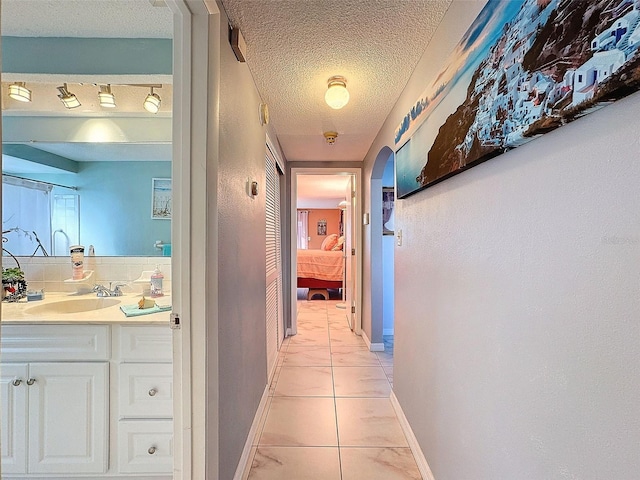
[93,282,126,297]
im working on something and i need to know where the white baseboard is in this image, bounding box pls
[362,329,385,352]
[383,328,394,336]
[390,391,436,480]
[233,385,270,480]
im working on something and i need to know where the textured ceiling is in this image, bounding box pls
[220,0,452,162]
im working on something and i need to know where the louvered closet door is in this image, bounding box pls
[265,148,283,379]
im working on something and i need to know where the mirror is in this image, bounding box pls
[2,49,172,256]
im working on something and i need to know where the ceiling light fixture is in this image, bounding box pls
[8,82,32,102]
[325,76,349,110]
[98,84,116,108]
[144,87,161,114]
[324,131,338,145]
[57,83,81,109]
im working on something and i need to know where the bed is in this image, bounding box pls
[297,249,344,300]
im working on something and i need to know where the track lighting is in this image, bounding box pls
[98,84,116,108]
[325,76,349,109]
[144,87,161,114]
[57,83,81,109]
[8,82,32,102]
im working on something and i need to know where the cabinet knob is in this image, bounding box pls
[148,388,158,397]
[11,378,22,386]
[27,378,36,386]
[148,446,157,455]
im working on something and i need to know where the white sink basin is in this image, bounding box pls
[25,298,121,315]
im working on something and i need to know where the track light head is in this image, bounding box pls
[98,84,116,108]
[57,83,81,109]
[144,87,161,114]
[8,82,32,102]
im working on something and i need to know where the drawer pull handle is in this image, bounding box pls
[27,378,36,386]
[148,388,158,397]
[148,446,157,455]
[12,378,22,386]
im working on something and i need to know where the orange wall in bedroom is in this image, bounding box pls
[301,209,342,249]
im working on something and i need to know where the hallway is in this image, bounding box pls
[245,298,421,479]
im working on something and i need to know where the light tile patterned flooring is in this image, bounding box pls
[245,298,421,480]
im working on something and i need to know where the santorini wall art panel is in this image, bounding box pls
[395,0,640,198]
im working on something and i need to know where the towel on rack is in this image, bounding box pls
[162,244,172,256]
[120,303,172,317]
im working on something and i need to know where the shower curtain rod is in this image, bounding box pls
[2,174,78,191]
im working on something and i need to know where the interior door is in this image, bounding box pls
[344,175,356,330]
[265,148,284,378]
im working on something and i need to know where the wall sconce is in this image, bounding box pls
[57,83,81,109]
[143,87,161,114]
[325,76,349,109]
[8,82,32,102]
[98,84,116,108]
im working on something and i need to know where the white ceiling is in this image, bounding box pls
[297,174,351,209]
[1,0,454,166]
[220,0,452,162]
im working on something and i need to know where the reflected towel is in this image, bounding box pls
[120,303,172,317]
[162,244,172,256]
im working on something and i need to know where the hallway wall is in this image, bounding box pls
[363,1,640,478]
[215,3,274,478]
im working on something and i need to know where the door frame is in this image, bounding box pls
[290,167,362,336]
[166,0,219,478]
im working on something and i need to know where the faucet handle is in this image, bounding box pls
[110,282,127,296]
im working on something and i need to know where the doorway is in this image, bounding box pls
[290,168,362,336]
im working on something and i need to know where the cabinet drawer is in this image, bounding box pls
[118,326,172,362]
[119,363,173,418]
[0,325,110,362]
[118,420,173,474]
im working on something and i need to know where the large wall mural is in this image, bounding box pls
[395,0,640,198]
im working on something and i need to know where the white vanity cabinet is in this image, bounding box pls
[0,323,173,479]
[0,325,110,475]
[114,325,173,474]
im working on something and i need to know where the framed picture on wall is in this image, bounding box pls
[383,187,394,235]
[317,219,327,236]
[151,178,172,219]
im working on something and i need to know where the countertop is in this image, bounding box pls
[1,292,172,324]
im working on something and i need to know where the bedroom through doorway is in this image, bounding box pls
[290,169,361,336]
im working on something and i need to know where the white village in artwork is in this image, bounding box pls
[463,0,640,153]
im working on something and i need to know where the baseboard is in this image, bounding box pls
[390,391,436,480]
[233,384,270,480]
[362,329,385,352]
[383,328,394,336]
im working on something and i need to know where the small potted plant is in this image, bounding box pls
[2,266,27,302]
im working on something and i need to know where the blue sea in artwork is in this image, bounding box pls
[395,0,524,198]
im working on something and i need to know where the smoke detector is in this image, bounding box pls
[324,131,338,145]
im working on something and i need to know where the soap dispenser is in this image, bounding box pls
[150,265,164,298]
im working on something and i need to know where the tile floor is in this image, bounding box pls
[245,298,421,480]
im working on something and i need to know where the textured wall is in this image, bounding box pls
[217,7,268,480]
[364,0,640,478]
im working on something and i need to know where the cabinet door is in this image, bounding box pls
[28,362,109,474]
[1,364,28,474]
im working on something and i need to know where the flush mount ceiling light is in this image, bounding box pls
[8,82,32,102]
[144,87,161,113]
[324,131,338,145]
[57,83,81,109]
[98,84,116,108]
[325,76,349,110]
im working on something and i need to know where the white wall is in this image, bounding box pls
[364,1,640,478]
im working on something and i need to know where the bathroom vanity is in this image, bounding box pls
[0,294,173,480]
